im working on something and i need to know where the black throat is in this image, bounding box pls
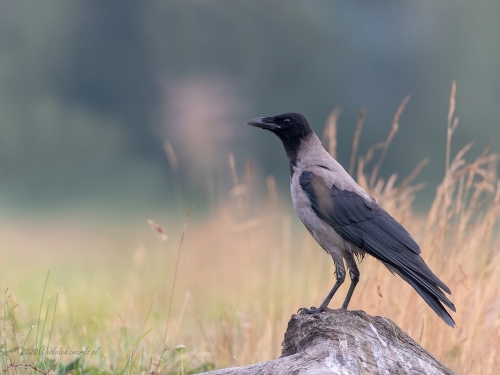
[279,135,302,167]
[276,131,313,178]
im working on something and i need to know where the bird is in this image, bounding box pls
[246,112,456,327]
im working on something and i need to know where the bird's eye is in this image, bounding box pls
[283,119,291,125]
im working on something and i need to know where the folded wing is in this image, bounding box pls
[299,170,456,327]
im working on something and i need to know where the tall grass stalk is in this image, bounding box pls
[36,298,51,367]
[46,293,58,353]
[35,270,50,352]
[165,206,192,343]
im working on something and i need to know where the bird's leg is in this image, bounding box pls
[341,252,360,309]
[298,251,345,315]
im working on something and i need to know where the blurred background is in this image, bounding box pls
[0,2,499,373]
[0,0,499,219]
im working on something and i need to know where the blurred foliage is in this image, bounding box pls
[0,0,498,214]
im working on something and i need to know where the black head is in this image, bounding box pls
[247,112,314,167]
[247,113,312,140]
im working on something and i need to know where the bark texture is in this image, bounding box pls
[198,309,456,375]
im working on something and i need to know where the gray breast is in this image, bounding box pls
[291,171,357,254]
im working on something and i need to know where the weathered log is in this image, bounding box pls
[198,309,455,375]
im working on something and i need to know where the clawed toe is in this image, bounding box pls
[297,306,322,315]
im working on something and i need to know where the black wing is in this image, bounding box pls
[299,170,456,327]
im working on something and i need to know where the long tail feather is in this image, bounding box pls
[397,268,456,327]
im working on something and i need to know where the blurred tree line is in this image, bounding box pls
[0,1,498,215]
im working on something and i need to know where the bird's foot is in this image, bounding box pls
[297,306,323,315]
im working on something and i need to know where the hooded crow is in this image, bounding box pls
[247,112,456,327]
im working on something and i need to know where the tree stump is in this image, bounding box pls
[198,309,456,375]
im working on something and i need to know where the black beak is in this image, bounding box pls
[247,117,281,131]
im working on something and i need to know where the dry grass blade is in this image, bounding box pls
[266,176,278,203]
[164,141,178,170]
[148,219,169,241]
[348,108,366,176]
[322,107,341,158]
[164,206,193,344]
[357,142,384,190]
[228,153,239,187]
[369,95,410,187]
[397,158,429,193]
[446,81,458,175]
[229,153,247,220]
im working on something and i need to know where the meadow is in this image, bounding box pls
[1,86,499,374]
